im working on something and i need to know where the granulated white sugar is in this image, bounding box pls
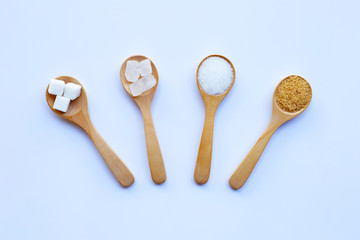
[197,56,234,95]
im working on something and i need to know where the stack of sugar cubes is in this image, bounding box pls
[48,79,82,112]
[125,59,156,96]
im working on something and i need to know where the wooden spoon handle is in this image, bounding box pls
[88,125,134,187]
[229,126,277,189]
[194,109,216,184]
[142,112,166,184]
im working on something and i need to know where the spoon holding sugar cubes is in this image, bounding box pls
[120,55,166,184]
[46,76,134,187]
[194,55,235,185]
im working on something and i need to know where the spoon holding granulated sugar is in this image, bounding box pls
[120,55,166,184]
[46,76,134,188]
[194,55,235,185]
[229,75,312,190]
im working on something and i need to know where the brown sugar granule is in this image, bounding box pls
[275,75,312,113]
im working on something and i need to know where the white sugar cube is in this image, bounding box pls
[48,79,65,96]
[140,59,152,76]
[130,74,156,97]
[125,60,140,82]
[53,96,70,112]
[63,83,82,100]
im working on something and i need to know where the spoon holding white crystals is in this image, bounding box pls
[46,76,135,187]
[120,55,166,184]
[194,55,235,184]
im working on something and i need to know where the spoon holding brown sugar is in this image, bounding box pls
[120,55,166,184]
[229,75,312,190]
[46,76,134,188]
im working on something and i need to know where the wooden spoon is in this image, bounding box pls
[120,55,166,184]
[46,76,134,188]
[194,55,236,185]
[229,75,312,190]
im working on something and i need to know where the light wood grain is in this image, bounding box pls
[229,76,312,190]
[194,55,235,185]
[46,76,134,188]
[120,55,166,184]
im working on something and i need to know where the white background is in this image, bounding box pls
[1,0,359,239]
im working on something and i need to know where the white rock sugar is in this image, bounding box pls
[197,56,234,95]
[130,74,156,97]
[63,83,82,100]
[140,59,152,76]
[48,79,65,96]
[125,60,140,82]
[53,96,70,112]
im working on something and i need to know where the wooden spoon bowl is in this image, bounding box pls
[194,55,236,185]
[46,76,134,188]
[120,56,166,184]
[229,75,312,190]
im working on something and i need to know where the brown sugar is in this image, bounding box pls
[275,75,312,113]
